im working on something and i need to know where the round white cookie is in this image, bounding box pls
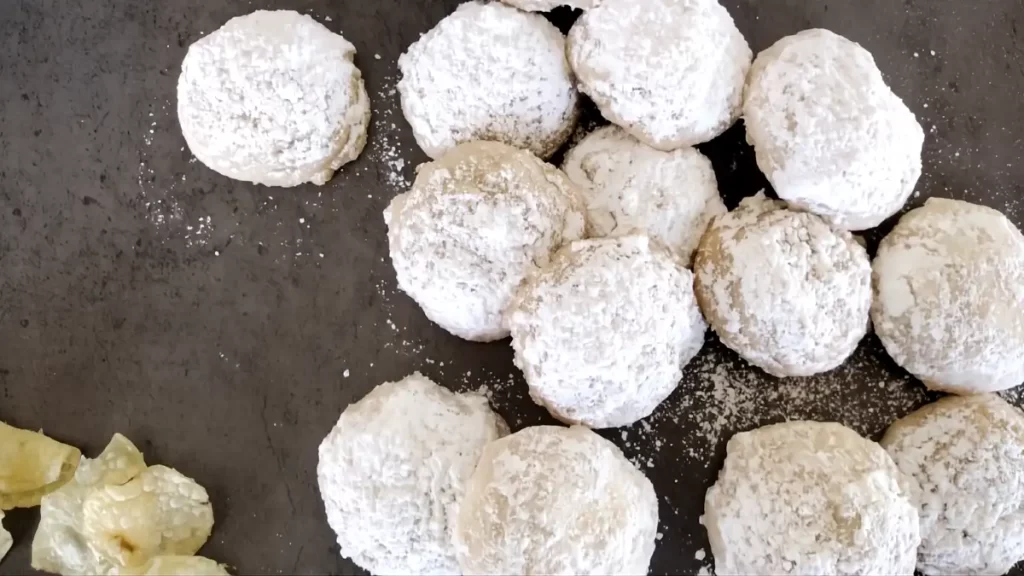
[562,125,725,263]
[507,236,706,428]
[177,11,370,187]
[398,1,578,159]
[501,0,597,10]
[385,141,586,342]
[456,426,658,575]
[873,198,1024,393]
[704,421,920,576]
[882,394,1024,575]
[317,373,508,575]
[743,29,924,230]
[567,0,751,150]
[693,194,871,377]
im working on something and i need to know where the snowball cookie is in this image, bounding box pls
[567,0,750,150]
[177,11,370,187]
[456,425,659,575]
[562,125,726,264]
[881,395,1024,575]
[873,198,1024,394]
[743,29,924,230]
[704,421,920,576]
[693,194,871,377]
[507,236,706,428]
[385,141,586,342]
[398,2,578,160]
[317,372,509,575]
[501,0,597,10]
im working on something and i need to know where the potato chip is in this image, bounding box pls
[114,555,230,576]
[32,433,148,575]
[80,465,213,567]
[0,511,12,564]
[32,434,215,575]
[0,421,81,509]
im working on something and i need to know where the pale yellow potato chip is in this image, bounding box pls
[0,511,12,564]
[32,434,148,575]
[81,465,213,567]
[32,434,215,575]
[0,421,81,509]
[114,555,230,576]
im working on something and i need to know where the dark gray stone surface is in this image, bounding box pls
[1,0,1022,574]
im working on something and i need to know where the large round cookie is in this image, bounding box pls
[178,11,369,187]
[704,421,920,575]
[873,197,1024,393]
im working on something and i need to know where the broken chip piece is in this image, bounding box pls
[113,555,230,576]
[31,434,214,575]
[0,511,11,564]
[0,421,81,509]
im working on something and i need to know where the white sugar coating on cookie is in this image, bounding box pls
[567,0,751,150]
[881,394,1024,575]
[507,236,706,428]
[562,125,725,263]
[500,0,597,10]
[743,29,924,230]
[398,1,578,160]
[317,373,509,576]
[693,194,871,378]
[385,141,586,342]
[872,198,1024,394]
[177,10,370,187]
[704,421,920,576]
[456,426,659,575]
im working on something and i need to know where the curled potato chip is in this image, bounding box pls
[0,511,12,564]
[81,465,213,567]
[0,421,81,509]
[114,555,230,576]
[32,434,148,575]
[32,434,214,575]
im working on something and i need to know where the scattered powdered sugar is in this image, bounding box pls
[872,197,1024,394]
[693,194,872,377]
[366,75,412,192]
[562,125,726,264]
[567,0,751,150]
[881,394,1024,575]
[398,1,578,160]
[614,339,930,469]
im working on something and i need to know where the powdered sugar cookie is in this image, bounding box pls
[385,141,586,342]
[562,125,725,263]
[744,29,924,230]
[873,198,1024,394]
[398,1,578,159]
[882,394,1024,575]
[501,0,597,10]
[567,0,751,150]
[704,421,919,576]
[507,236,706,428]
[178,11,369,187]
[693,194,871,377]
[456,426,658,575]
[317,373,508,575]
